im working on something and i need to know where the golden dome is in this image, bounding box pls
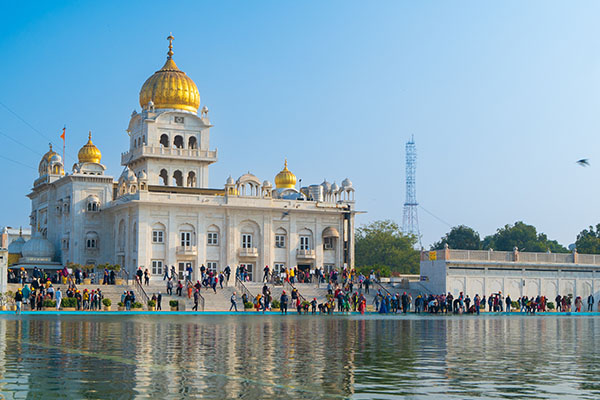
[38,144,57,173]
[78,132,102,164]
[275,160,297,189]
[139,35,200,113]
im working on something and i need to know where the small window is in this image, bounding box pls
[300,236,310,251]
[207,232,219,246]
[181,231,192,247]
[152,260,163,275]
[242,234,253,249]
[275,235,286,248]
[86,239,97,249]
[324,237,334,250]
[274,263,285,275]
[152,230,164,243]
[207,262,218,273]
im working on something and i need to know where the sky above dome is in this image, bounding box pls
[0,1,599,248]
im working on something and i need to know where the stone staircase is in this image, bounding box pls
[143,281,237,311]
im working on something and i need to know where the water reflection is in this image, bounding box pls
[0,315,598,399]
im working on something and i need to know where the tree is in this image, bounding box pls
[482,221,568,253]
[575,224,600,254]
[355,220,419,274]
[432,225,481,250]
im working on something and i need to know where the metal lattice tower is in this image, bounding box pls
[402,136,421,247]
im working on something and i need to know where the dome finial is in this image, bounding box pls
[284,158,288,169]
[88,131,92,141]
[167,33,174,59]
[49,143,53,151]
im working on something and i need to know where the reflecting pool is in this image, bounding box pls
[0,314,599,399]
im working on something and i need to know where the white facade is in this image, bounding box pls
[20,41,357,283]
[421,247,600,300]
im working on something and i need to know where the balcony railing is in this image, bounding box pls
[238,247,258,258]
[296,249,316,259]
[121,145,218,164]
[176,246,197,255]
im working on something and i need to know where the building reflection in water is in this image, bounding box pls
[0,315,599,399]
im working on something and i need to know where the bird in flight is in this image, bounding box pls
[281,211,290,219]
[576,159,590,167]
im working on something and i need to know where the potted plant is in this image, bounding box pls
[61,297,77,311]
[271,299,281,311]
[82,264,95,284]
[132,301,143,310]
[43,299,57,311]
[110,264,123,285]
[147,299,156,311]
[547,302,555,311]
[117,301,125,311]
[102,298,112,311]
[0,293,5,311]
[244,301,254,310]
[169,300,178,311]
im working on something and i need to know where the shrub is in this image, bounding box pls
[301,300,310,307]
[244,301,254,309]
[117,302,124,307]
[169,300,179,308]
[132,302,143,309]
[148,300,156,307]
[271,299,281,309]
[547,302,555,310]
[511,301,518,309]
[43,299,56,308]
[61,297,77,308]
[357,265,391,278]
[102,298,111,307]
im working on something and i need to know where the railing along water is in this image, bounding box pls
[235,276,255,303]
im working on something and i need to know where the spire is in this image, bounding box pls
[167,33,174,59]
[88,131,92,141]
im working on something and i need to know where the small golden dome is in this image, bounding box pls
[78,132,102,164]
[38,144,57,173]
[139,35,200,113]
[275,160,297,189]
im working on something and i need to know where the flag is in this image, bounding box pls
[60,127,65,141]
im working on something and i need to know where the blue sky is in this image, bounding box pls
[1,1,599,248]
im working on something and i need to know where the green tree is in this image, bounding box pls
[355,220,419,274]
[482,221,568,253]
[432,225,481,250]
[575,224,600,254]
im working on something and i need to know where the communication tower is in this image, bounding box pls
[402,136,421,247]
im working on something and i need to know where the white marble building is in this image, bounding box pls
[15,36,357,283]
[420,246,600,300]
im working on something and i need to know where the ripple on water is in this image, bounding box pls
[0,315,599,399]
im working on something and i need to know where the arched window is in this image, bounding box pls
[86,231,99,249]
[173,170,183,186]
[207,225,220,246]
[275,228,287,249]
[179,223,195,247]
[187,171,196,187]
[86,195,101,212]
[160,134,169,148]
[188,136,197,149]
[174,135,184,149]
[117,220,126,251]
[298,228,313,251]
[159,169,169,186]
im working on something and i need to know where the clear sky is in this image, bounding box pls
[1,1,599,248]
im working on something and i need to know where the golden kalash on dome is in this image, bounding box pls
[78,132,102,164]
[139,34,200,113]
[275,159,297,189]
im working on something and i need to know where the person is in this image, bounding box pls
[176,281,183,296]
[14,289,23,314]
[55,288,62,311]
[186,264,193,283]
[136,267,143,283]
[280,291,288,315]
[192,289,199,311]
[125,291,132,311]
[157,292,162,310]
[230,291,238,312]
[505,295,512,312]
[474,294,480,315]
[166,279,173,295]
[224,265,231,284]
[163,267,169,281]
[219,272,225,289]
[263,265,270,283]
[144,269,150,286]
[103,268,109,285]
[358,294,366,314]
[588,294,595,312]
[311,297,317,314]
